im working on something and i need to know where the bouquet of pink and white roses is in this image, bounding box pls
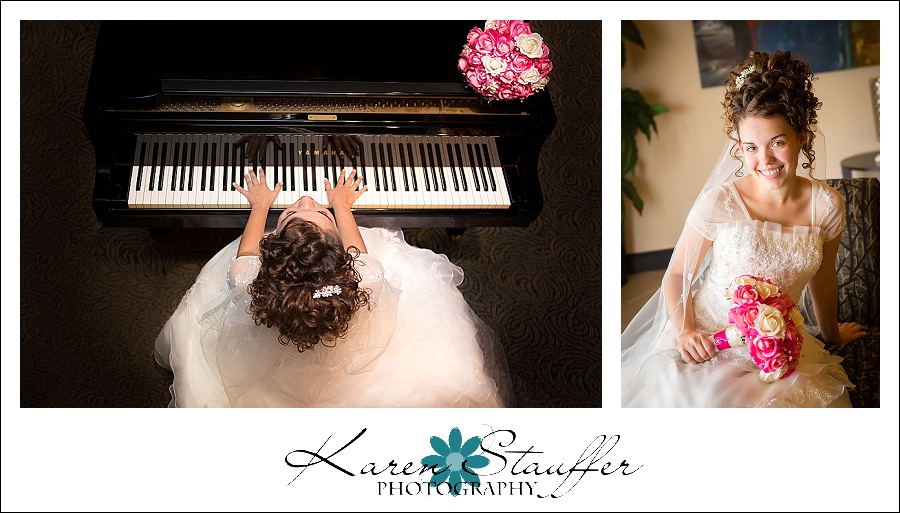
[458,20,553,101]
[714,274,804,382]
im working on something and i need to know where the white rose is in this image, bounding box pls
[532,76,550,91]
[754,303,787,339]
[754,281,779,299]
[517,67,542,84]
[481,55,507,76]
[760,367,787,383]
[515,33,544,58]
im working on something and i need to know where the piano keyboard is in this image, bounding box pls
[127,134,511,210]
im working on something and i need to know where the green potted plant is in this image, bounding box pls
[622,21,668,220]
[621,20,668,283]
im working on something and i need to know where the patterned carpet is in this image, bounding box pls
[19,20,601,408]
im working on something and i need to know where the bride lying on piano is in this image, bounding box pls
[154,147,513,408]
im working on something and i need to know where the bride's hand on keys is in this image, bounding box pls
[234,167,281,209]
[677,329,717,364]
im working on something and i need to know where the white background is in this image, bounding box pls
[3,2,898,511]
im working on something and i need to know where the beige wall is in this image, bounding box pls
[622,20,881,255]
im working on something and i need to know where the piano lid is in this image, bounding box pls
[91,20,486,99]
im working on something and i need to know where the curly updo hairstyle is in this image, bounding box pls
[247,219,370,352]
[722,50,822,172]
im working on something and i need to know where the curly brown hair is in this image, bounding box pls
[722,50,822,172]
[247,218,370,352]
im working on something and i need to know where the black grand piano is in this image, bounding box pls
[83,21,556,229]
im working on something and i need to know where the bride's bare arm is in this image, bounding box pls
[665,226,715,363]
[807,235,868,345]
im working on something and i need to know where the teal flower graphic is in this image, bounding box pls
[421,427,489,496]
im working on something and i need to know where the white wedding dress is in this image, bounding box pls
[155,227,512,408]
[622,179,854,407]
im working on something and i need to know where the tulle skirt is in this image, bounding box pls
[622,291,853,408]
[155,227,513,408]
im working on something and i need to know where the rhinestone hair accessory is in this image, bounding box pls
[735,65,756,90]
[312,285,342,299]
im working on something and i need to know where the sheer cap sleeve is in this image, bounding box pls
[228,256,261,290]
[686,184,751,240]
[813,180,846,241]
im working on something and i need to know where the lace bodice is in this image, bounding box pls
[693,221,824,332]
[688,179,845,333]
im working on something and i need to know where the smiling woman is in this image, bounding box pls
[154,163,515,408]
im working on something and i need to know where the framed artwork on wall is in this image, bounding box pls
[692,20,880,88]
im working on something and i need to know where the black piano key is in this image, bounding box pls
[230,143,239,190]
[398,141,410,191]
[455,144,468,191]
[287,142,294,192]
[134,141,147,192]
[148,141,160,192]
[330,148,339,185]
[418,143,431,191]
[239,145,247,188]
[357,140,367,187]
[466,144,481,191]
[200,141,209,192]
[309,142,317,191]
[445,143,460,191]
[481,142,497,191]
[284,142,294,191]
[188,142,197,191]
[406,143,418,191]
[371,142,381,191]
[180,139,190,192]
[473,143,489,192]
[209,142,218,192]
[386,141,397,192]
[432,143,446,191]
[378,142,390,192]
[170,142,181,192]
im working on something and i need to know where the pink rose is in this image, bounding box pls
[475,31,497,54]
[467,51,482,68]
[751,335,781,359]
[508,53,532,73]
[508,20,532,38]
[495,84,517,100]
[728,303,758,334]
[535,57,553,77]
[498,69,517,85]
[458,56,469,73]
[733,284,760,305]
[466,69,489,90]
[511,82,532,98]
[466,28,483,48]
[539,43,550,59]
[494,35,514,57]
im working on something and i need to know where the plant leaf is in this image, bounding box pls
[621,21,644,48]
[622,176,644,215]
